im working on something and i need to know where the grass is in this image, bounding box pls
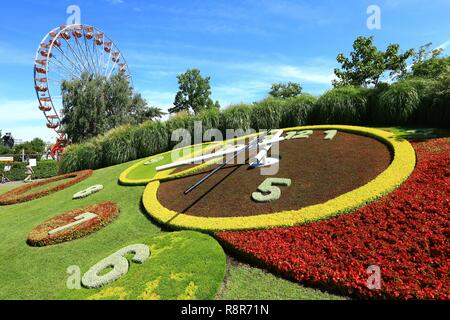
[0,157,337,300]
[0,184,16,195]
[380,127,450,140]
[0,160,159,299]
[218,261,345,300]
[20,178,73,196]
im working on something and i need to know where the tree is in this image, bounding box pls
[169,69,219,114]
[136,106,166,123]
[333,36,415,87]
[61,73,150,143]
[13,138,46,154]
[269,82,303,99]
[410,43,449,79]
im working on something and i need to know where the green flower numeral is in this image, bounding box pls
[251,178,292,203]
[285,130,313,140]
[324,130,337,140]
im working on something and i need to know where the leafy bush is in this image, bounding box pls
[425,76,450,127]
[59,140,102,173]
[250,98,285,130]
[280,94,317,128]
[166,111,195,148]
[374,81,420,125]
[101,125,139,166]
[220,104,252,133]
[312,86,369,125]
[0,160,57,181]
[133,121,169,159]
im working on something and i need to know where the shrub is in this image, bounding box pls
[312,86,369,125]
[250,98,285,130]
[166,111,195,148]
[59,140,102,173]
[280,94,317,128]
[0,160,57,181]
[101,125,139,166]
[133,121,169,159]
[374,81,420,125]
[428,77,450,128]
[220,104,252,133]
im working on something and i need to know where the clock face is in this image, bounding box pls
[141,126,415,231]
[153,129,392,218]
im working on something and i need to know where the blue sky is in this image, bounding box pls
[0,0,449,142]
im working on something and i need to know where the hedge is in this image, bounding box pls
[0,160,57,181]
[312,86,369,125]
[58,77,447,173]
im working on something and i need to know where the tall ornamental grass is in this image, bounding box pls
[375,81,420,125]
[312,86,368,125]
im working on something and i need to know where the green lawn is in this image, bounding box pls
[218,261,345,300]
[0,158,345,300]
[0,184,16,195]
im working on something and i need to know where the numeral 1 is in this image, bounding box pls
[324,130,337,140]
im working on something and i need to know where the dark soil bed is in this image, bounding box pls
[157,131,392,217]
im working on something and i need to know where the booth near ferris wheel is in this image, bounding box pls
[33,24,132,158]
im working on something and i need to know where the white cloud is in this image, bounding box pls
[270,65,336,84]
[0,99,56,142]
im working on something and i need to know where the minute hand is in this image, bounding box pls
[183,137,260,195]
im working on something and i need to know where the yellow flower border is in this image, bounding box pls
[142,125,416,232]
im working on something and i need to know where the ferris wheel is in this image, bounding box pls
[33,24,132,156]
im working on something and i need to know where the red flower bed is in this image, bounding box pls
[0,170,92,205]
[27,202,119,246]
[217,138,450,300]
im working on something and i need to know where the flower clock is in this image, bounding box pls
[140,125,416,232]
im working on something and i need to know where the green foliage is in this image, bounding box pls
[0,160,57,181]
[61,73,151,143]
[411,56,450,79]
[170,69,219,114]
[166,111,195,148]
[250,98,285,130]
[280,94,317,127]
[13,138,46,154]
[59,141,102,173]
[220,104,252,133]
[269,82,303,99]
[0,144,11,155]
[313,86,369,124]
[423,75,450,127]
[133,121,170,159]
[374,81,420,125]
[333,36,414,87]
[100,125,139,166]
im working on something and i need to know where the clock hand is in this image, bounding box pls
[183,136,261,195]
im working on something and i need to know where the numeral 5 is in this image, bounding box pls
[251,178,291,203]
